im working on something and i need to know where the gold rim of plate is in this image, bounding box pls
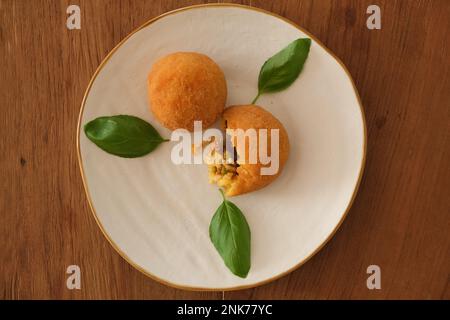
[76,3,368,292]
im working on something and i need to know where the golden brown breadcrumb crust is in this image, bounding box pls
[147,52,227,131]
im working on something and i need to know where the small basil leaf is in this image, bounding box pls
[209,191,251,278]
[256,38,311,98]
[84,115,167,158]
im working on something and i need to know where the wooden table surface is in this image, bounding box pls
[1,0,449,300]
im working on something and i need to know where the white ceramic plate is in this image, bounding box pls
[78,4,366,290]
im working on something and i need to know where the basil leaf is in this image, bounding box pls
[209,190,251,278]
[84,115,168,158]
[254,38,311,103]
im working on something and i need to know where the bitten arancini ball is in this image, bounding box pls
[147,52,227,131]
[208,105,290,197]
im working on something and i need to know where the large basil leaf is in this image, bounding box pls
[84,115,167,158]
[209,190,251,278]
[253,38,311,103]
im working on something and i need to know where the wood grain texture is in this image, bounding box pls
[0,0,448,299]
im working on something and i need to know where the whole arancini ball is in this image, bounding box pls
[147,52,227,131]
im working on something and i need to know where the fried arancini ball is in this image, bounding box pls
[147,52,227,131]
[208,105,290,196]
